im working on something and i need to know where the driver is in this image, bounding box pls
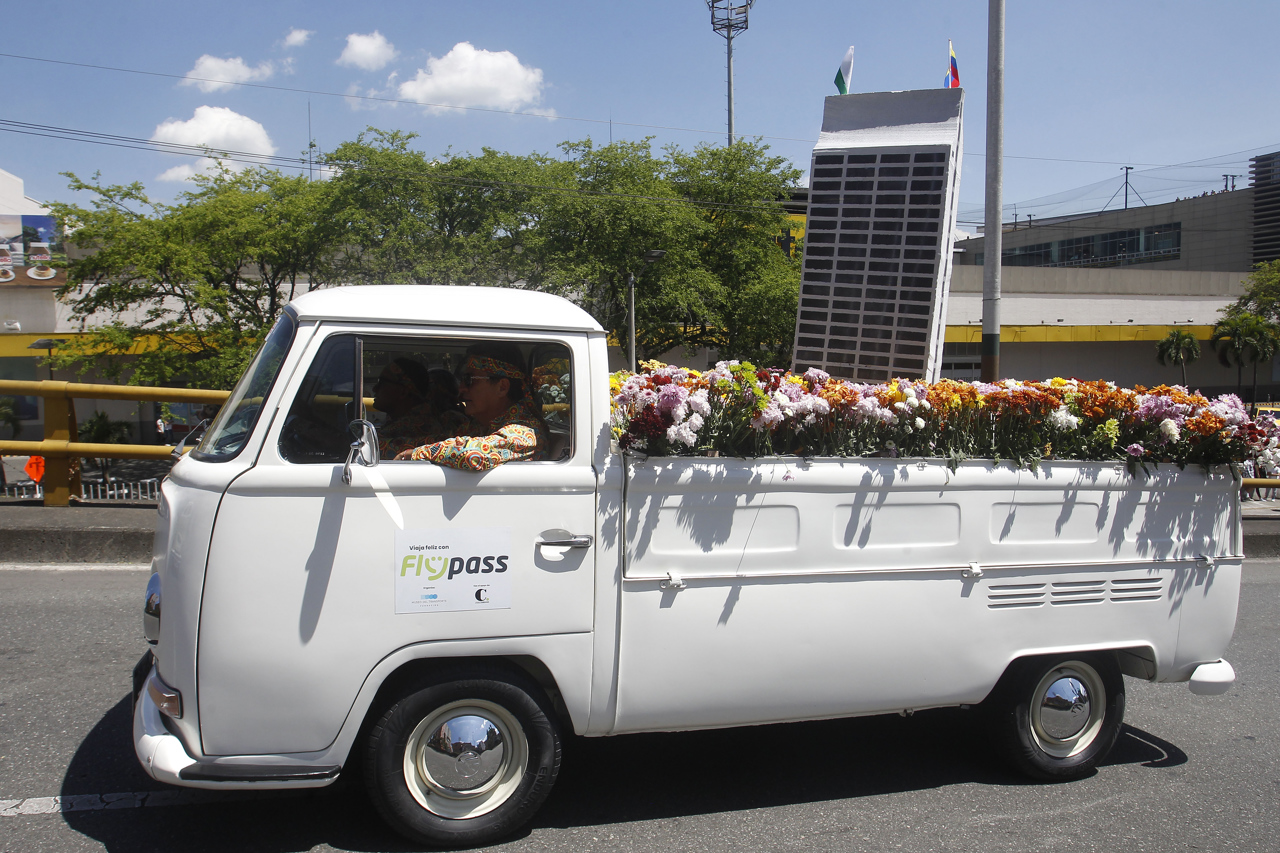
[395,343,548,470]
[375,359,470,457]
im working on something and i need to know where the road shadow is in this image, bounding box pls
[61,699,1187,852]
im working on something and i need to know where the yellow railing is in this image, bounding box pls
[0,380,231,507]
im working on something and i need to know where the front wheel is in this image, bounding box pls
[987,653,1125,781]
[365,667,562,848]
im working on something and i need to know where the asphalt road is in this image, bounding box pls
[1,561,1277,853]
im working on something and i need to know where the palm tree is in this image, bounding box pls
[78,410,133,482]
[1245,321,1280,415]
[1211,313,1280,407]
[1155,328,1201,387]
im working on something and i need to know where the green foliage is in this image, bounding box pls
[1224,259,1280,321]
[1154,328,1201,386]
[1211,312,1280,403]
[49,166,334,389]
[0,397,21,439]
[77,410,134,482]
[50,132,804,386]
[666,141,803,364]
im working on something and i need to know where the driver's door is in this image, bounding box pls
[195,323,598,757]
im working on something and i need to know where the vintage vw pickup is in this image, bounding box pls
[134,285,1242,847]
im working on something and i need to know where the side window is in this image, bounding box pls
[278,335,356,464]
[530,346,572,462]
[279,333,574,464]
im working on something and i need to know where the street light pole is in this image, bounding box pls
[981,0,1004,383]
[707,1,754,147]
[627,271,637,373]
[626,249,668,373]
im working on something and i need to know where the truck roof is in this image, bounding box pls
[288,285,605,334]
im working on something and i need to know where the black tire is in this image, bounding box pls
[987,653,1125,782]
[364,665,562,849]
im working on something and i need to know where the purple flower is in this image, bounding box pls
[1125,443,1145,457]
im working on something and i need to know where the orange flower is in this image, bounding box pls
[1185,410,1226,437]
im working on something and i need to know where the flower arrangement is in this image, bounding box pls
[611,360,1271,472]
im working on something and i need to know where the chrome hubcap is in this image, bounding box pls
[402,699,528,819]
[419,714,507,792]
[1039,676,1091,740]
[1030,662,1106,758]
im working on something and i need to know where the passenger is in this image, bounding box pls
[395,343,548,470]
[375,359,470,458]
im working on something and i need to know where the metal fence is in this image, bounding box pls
[2,478,162,502]
[0,379,229,507]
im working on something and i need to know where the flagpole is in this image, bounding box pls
[982,0,1004,383]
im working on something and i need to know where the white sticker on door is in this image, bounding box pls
[394,528,512,614]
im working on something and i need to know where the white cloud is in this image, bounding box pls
[151,106,277,182]
[338,31,398,71]
[397,42,545,113]
[181,55,275,93]
[283,28,313,48]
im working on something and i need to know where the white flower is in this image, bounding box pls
[907,396,921,409]
[1048,405,1080,431]
[894,401,909,412]
[1159,418,1180,442]
[914,417,926,430]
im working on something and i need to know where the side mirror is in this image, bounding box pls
[171,419,210,460]
[342,419,380,485]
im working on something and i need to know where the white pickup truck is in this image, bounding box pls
[133,285,1242,848]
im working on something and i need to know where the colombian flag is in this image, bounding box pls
[944,40,960,88]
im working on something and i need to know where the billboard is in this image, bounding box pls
[0,214,66,287]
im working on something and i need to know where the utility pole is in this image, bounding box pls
[982,0,1004,383]
[707,1,755,146]
[1223,174,1241,191]
[1122,166,1133,209]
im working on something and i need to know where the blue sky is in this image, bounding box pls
[3,0,1278,224]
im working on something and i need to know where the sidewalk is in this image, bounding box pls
[0,504,157,563]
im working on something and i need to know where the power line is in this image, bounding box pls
[3,50,1267,172]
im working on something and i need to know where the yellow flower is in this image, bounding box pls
[638,359,668,371]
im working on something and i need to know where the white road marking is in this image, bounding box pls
[0,789,257,815]
[0,563,151,571]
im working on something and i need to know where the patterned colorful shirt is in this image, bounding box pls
[409,401,549,470]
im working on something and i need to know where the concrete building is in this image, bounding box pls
[937,150,1280,398]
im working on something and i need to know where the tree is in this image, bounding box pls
[1211,312,1280,404]
[1155,328,1201,387]
[536,138,709,362]
[77,410,133,482]
[324,130,554,288]
[48,166,334,390]
[666,140,802,364]
[1223,259,1280,322]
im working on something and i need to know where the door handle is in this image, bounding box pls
[537,535,593,549]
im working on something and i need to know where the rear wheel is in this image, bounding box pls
[365,666,561,848]
[988,653,1124,781]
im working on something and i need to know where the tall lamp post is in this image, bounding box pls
[981,0,1004,383]
[627,249,668,373]
[707,1,755,147]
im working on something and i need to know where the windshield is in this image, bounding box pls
[191,308,298,462]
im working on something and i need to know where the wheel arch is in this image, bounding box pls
[982,643,1155,705]
[339,653,576,772]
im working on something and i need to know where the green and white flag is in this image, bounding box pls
[834,46,855,95]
